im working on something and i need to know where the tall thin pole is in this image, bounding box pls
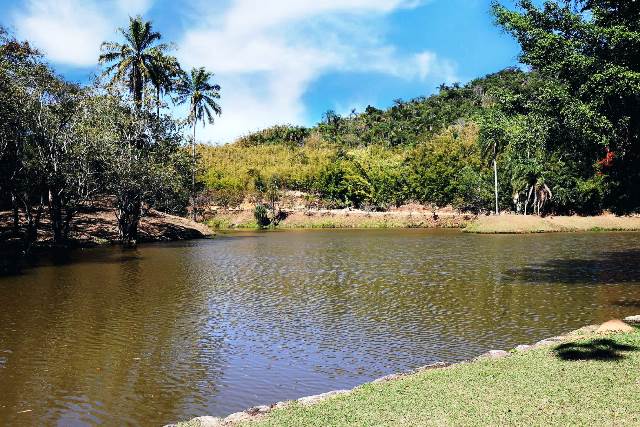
[493,157,499,215]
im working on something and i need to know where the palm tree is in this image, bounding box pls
[176,67,221,218]
[98,16,169,110]
[98,16,177,245]
[148,50,182,117]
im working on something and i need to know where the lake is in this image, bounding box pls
[1,229,640,425]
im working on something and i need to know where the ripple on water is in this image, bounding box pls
[1,230,640,425]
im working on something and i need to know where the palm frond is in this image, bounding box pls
[203,95,222,115]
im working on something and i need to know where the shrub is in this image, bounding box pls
[254,204,270,228]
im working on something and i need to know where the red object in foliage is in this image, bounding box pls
[598,148,616,169]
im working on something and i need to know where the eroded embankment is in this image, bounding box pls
[205,206,473,230]
[0,204,213,249]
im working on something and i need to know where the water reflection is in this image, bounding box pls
[504,249,640,284]
[1,230,640,425]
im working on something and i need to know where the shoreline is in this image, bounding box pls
[464,213,640,234]
[171,315,640,427]
[204,208,640,234]
[0,207,213,273]
[205,207,472,230]
[0,206,213,249]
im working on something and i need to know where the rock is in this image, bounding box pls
[597,319,635,333]
[414,362,450,372]
[246,405,270,415]
[479,350,509,359]
[272,401,290,409]
[515,344,532,352]
[223,411,251,424]
[624,315,640,325]
[167,416,222,427]
[297,390,350,405]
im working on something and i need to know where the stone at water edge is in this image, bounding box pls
[479,350,509,359]
[163,416,222,427]
[224,411,252,423]
[624,315,640,325]
[596,319,635,333]
[246,405,271,415]
[297,390,351,405]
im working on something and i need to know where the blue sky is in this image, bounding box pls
[0,0,521,144]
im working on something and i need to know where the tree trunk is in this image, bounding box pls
[134,67,143,112]
[192,122,197,221]
[493,158,499,215]
[48,189,63,245]
[156,85,161,118]
[117,192,141,247]
[21,193,44,254]
[11,193,19,236]
[63,209,75,242]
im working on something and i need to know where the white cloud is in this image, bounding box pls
[10,0,457,143]
[11,0,153,67]
[13,0,110,66]
[414,51,458,84]
[178,0,458,144]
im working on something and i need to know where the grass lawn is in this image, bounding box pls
[465,214,640,234]
[245,327,640,426]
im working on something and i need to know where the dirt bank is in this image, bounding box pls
[206,204,474,229]
[465,214,640,234]
[0,203,213,248]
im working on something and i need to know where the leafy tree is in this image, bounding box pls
[84,90,190,244]
[493,0,640,212]
[236,125,310,147]
[98,17,192,243]
[2,22,193,250]
[408,124,489,214]
[1,29,104,247]
[479,109,519,215]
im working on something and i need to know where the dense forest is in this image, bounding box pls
[199,0,640,218]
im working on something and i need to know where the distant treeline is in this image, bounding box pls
[200,0,640,216]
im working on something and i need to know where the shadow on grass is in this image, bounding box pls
[554,338,638,361]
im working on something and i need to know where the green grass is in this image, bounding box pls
[205,218,233,229]
[205,217,260,230]
[279,220,339,229]
[279,219,411,229]
[246,328,640,426]
[465,215,640,234]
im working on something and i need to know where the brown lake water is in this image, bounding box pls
[1,229,640,426]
